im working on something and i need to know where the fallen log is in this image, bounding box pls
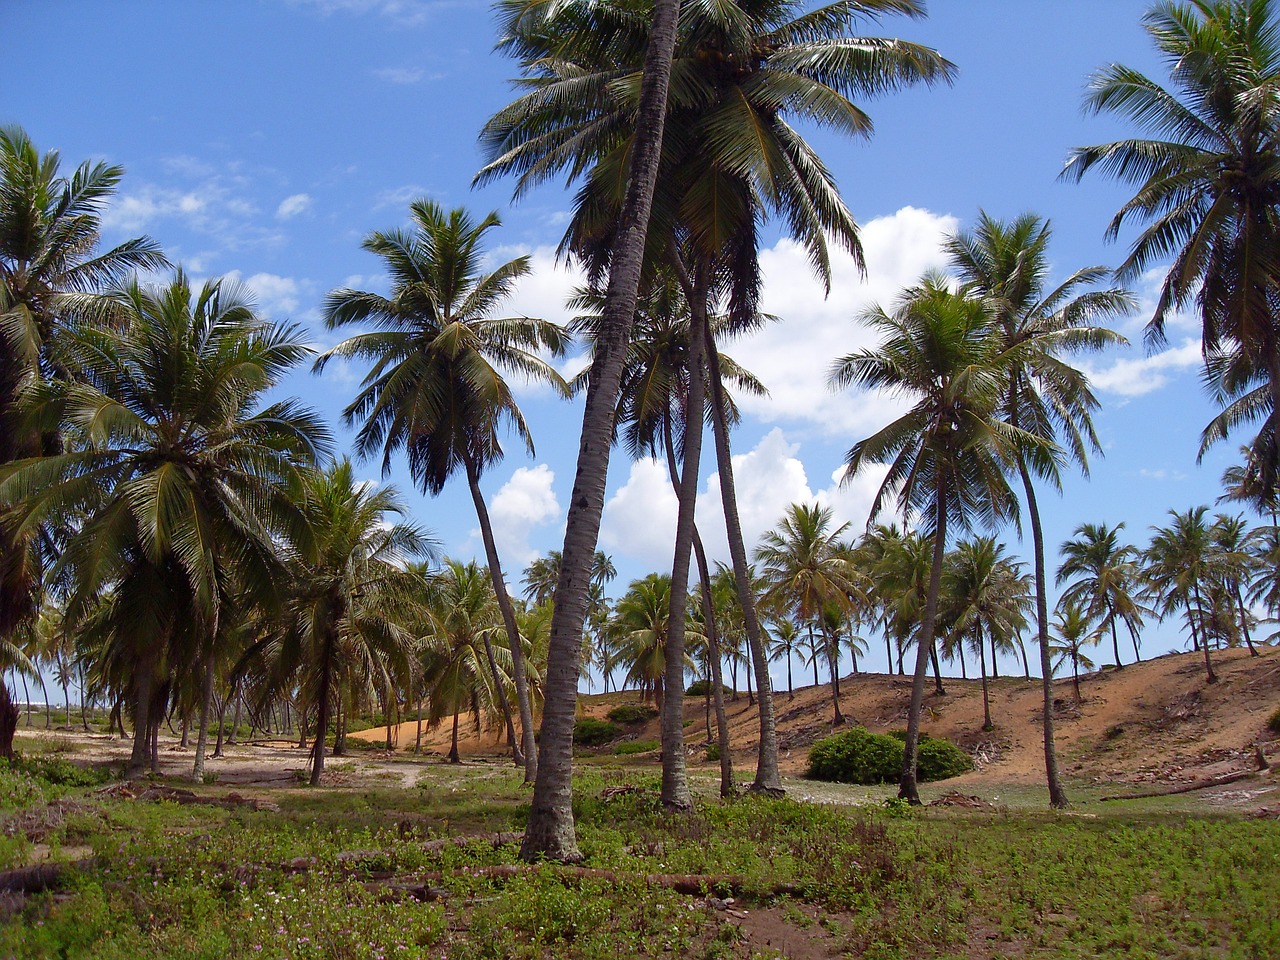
[0,858,93,895]
[1099,768,1263,802]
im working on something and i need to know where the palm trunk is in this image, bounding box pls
[977,633,992,731]
[1191,582,1218,683]
[1018,456,1069,807]
[464,454,532,777]
[823,623,844,724]
[191,651,217,782]
[128,643,160,777]
[930,640,945,695]
[1072,652,1082,703]
[958,644,967,679]
[787,653,794,699]
[522,0,681,863]
[702,330,781,793]
[900,492,947,805]
[884,634,894,676]
[449,704,461,764]
[988,635,999,679]
[310,626,337,786]
[1234,585,1259,656]
[0,683,16,761]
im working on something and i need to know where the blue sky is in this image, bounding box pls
[6,1,1246,681]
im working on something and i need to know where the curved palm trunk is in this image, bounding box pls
[930,641,946,695]
[668,425,733,797]
[900,492,947,805]
[1019,458,1069,807]
[702,331,781,793]
[464,454,533,777]
[522,0,681,863]
[1234,585,1259,656]
[658,276,709,812]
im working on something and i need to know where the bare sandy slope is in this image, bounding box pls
[353,645,1280,786]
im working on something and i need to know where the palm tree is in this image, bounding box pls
[1143,506,1221,681]
[317,200,569,783]
[484,0,954,824]
[1,273,326,775]
[1051,600,1100,703]
[1209,512,1263,655]
[1065,0,1280,491]
[942,537,1033,732]
[1057,522,1148,669]
[831,275,1041,803]
[614,573,696,713]
[946,211,1131,807]
[423,560,518,764]
[755,502,864,724]
[0,126,167,756]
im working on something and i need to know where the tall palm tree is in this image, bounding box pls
[1143,506,1220,681]
[1065,0,1280,493]
[946,211,1131,807]
[0,127,167,756]
[317,200,569,783]
[942,537,1032,732]
[484,0,954,819]
[1057,521,1148,669]
[1210,512,1263,654]
[755,502,864,724]
[831,275,1042,803]
[1,273,326,775]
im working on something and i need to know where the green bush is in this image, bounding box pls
[573,718,621,747]
[685,680,731,697]
[807,727,971,784]
[16,754,113,788]
[613,740,659,756]
[607,704,658,725]
[1268,706,1280,735]
[705,742,720,762]
[807,727,903,784]
[916,736,974,781]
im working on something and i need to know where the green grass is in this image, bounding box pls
[2,758,1277,959]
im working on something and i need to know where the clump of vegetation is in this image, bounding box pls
[607,704,658,725]
[685,680,731,697]
[613,740,658,756]
[807,727,971,784]
[1267,706,1280,736]
[705,742,720,762]
[573,718,621,747]
[13,754,113,789]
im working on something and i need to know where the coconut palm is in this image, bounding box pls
[1057,521,1148,669]
[0,273,326,775]
[1051,600,1100,703]
[1143,506,1221,681]
[831,275,1043,803]
[1210,512,1263,654]
[946,211,1131,807]
[317,200,569,783]
[755,502,865,724]
[0,126,167,755]
[484,0,954,825]
[1065,0,1280,486]
[942,537,1033,731]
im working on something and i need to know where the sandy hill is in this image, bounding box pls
[354,646,1280,786]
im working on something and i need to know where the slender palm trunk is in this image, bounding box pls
[787,653,794,699]
[449,705,461,764]
[191,651,217,782]
[977,633,993,731]
[900,492,947,805]
[128,644,160,777]
[703,332,781,793]
[930,640,946,695]
[822,622,844,724]
[522,0,681,862]
[958,645,967,679]
[1072,652,1082,703]
[884,635,894,675]
[464,455,533,777]
[1016,461,1069,806]
[657,269,708,812]
[310,625,338,786]
[988,636,999,679]
[0,683,16,761]
[1191,582,1218,683]
[1234,585,1259,655]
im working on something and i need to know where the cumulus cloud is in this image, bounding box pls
[276,193,312,219]
[104,176,281,256]
[286,0,439,25]
[599,428,892,573]
[222,270,305,319]
[730,206,958,439]
[482,464,561,567]
[103,186,207,233]
[491,244,588,398]
[1081,338,1203,397]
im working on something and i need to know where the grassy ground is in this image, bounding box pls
[1,744,1277,960]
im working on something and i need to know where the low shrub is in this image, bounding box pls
[607,704,658,725]
[685,680,731,698]
[16,754,113,788]
[613,740,659,756]
[705,742,720,762]
[1268,706,1280,735]
[573,718,621,747]
[807,727,971,784]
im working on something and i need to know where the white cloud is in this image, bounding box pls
[374,184,430,210]
[286,0,439,25]
[372,66,425,84]
[600,428,892,573]
[223,270,305,319]
[482,464,561,567]
[103,186,207,233]
[104,176,281,256]
[276,193,312,219]
[731,206,958,439]
[492,244,588,398]
[1081,338,1202,397]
